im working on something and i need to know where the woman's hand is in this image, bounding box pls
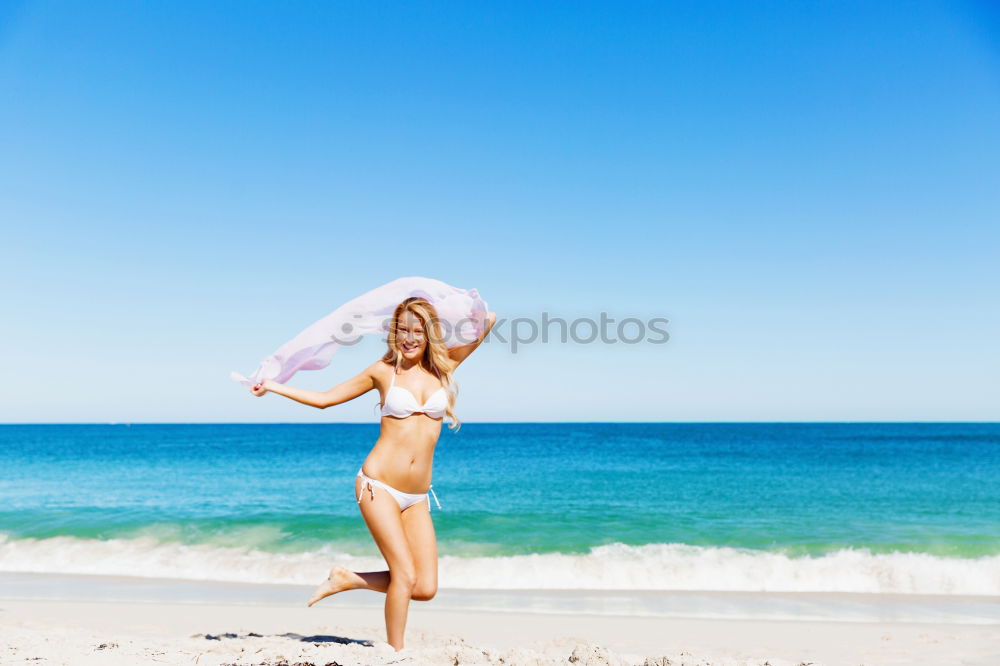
[449,311,497,366]
[251,379,271,397]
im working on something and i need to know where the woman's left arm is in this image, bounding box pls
[252,365,376,409]
[449,311,497,366]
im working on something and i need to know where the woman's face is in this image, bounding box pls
[396,311,427,361]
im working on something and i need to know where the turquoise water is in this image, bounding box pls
[1,423,998,593]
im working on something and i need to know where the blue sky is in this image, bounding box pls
[1,1,997,422]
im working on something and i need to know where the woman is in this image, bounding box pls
[249,297,496,651]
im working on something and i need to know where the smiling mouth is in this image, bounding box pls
[402,343,418,352]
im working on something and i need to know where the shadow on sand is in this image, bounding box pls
[199,631,374,647]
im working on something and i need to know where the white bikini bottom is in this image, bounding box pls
[356,468,442,512]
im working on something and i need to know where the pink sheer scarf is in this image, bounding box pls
[230,276,489,389]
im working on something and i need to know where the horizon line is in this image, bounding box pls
[1,421,998,426]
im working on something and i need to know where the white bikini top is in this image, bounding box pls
[379,368,448,419]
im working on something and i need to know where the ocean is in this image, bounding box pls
[1,423,998,596]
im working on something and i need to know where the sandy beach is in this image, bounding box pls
[3,573,999,666]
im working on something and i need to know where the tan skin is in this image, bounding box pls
[250,309,496,651]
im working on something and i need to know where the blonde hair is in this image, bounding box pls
[381,297,461,430]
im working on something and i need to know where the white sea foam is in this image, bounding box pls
[0,534,997,595]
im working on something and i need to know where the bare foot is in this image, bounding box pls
[306,566,363,607]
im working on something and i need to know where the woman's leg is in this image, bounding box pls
[307,499,435,605]
[401,498,438,601]
[355,478,418,650]
[318,497,436,603]
[306,478,395,606]
[306,566,389,605]
[306,484,425,606]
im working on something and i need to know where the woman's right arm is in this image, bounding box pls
[253,363,378,409]
[448,311,497,367]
